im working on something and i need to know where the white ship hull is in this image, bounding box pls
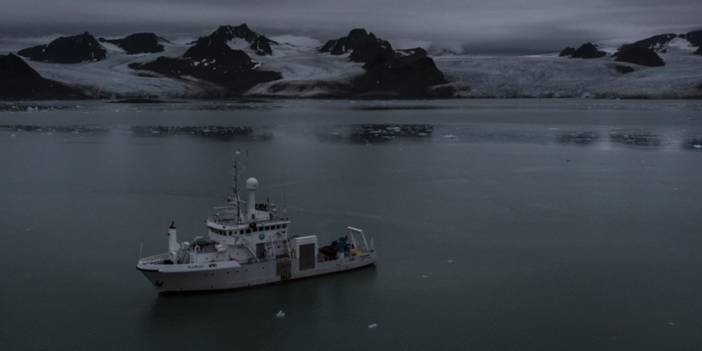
[137,252,376,293]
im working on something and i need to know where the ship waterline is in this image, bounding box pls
[137,250,377,293]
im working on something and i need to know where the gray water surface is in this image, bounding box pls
[1,99,701,350]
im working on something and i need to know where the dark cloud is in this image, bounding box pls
[1,0,700,53]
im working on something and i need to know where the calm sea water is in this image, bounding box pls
[1,99,702,351]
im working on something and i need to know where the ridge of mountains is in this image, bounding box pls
[1,25,701,100]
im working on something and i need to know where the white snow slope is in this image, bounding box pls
[0,36,205,97]
[238,35,365,97]
[1,34,701,99]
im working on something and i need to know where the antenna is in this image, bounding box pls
[233,150,241,223]
[245,149,250,178]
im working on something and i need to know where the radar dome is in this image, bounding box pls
[246,177,259,190]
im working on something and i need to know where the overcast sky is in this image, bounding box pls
[2,0,701,53]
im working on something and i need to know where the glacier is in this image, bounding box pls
[1,33,701,99]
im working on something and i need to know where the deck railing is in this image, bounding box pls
[138,253,172,265]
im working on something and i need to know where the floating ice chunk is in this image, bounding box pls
[446,259,454,264]
[441,134,457,139]
[667,321,676,326]
[368,323,378,329]
[275,310,286,318]
[421,274,429,279]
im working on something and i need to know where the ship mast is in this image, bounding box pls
[233,151,241,223]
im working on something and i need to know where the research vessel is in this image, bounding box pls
[136,160,376,293]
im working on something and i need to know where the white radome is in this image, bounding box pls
[246,177,259,190]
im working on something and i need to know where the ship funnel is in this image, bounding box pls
[168,221,180,260]
[246,177,258,221]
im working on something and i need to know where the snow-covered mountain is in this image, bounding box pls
[434,52,701,99]
[435,31,702,99]
[1,26,701,100]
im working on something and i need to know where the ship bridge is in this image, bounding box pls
[205,176,291,237]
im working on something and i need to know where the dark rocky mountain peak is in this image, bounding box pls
[320,28,395,65]
[183,35,255,70]
[618,30,702,55]
[17,32,107,63]
[353,48,446,97]
[321,29,446,97]
[206,24,277,56]
[620,33,679,53]
[614,46,665,67]
[559,42,606,59]
[0,53,41,80]
[683,29,702,47]
[570,43,607,59]
[683,29,702,55]
[0,53,87,100]
[212,24,257,42]
[101,33,168,55]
